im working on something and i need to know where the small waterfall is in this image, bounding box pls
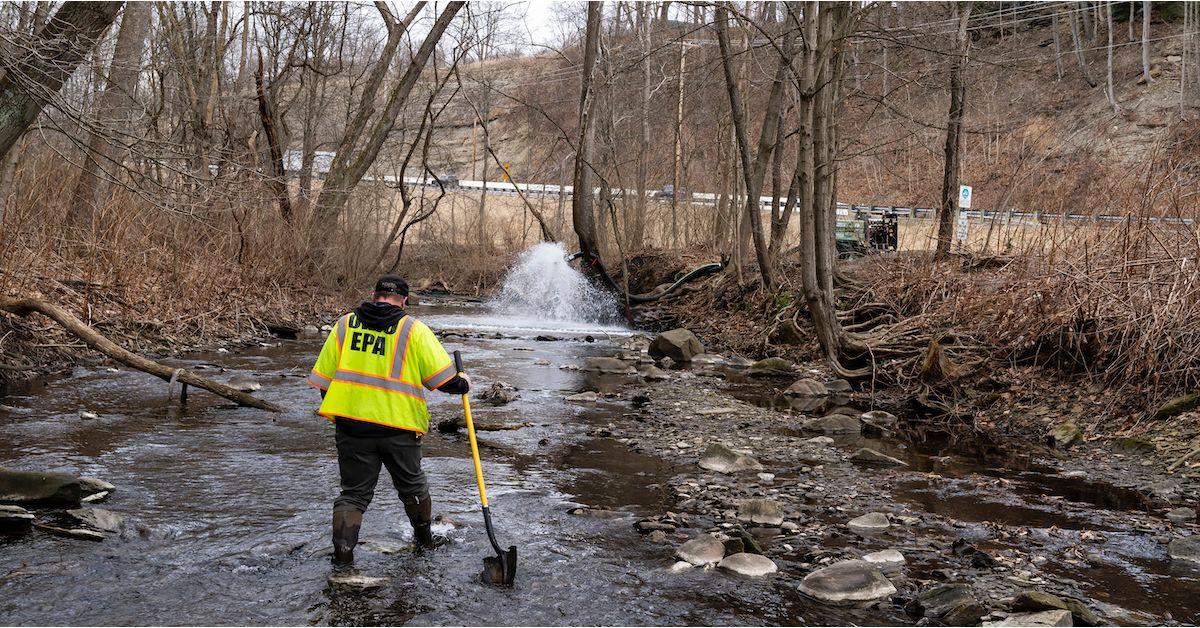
[491,242,618,323]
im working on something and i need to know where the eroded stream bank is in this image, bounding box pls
[1,300,1198,626]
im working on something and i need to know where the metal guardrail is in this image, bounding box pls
[288,151,1195,227]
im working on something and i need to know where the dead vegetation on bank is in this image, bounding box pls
[641,217,1200,438]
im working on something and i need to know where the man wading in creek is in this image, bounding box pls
[308,275,469,568]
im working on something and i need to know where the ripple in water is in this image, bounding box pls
[490,242,619,324]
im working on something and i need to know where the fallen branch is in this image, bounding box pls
[0,298,280,411]
[1168,443,1200,473]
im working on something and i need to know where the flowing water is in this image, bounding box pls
[1,250,1198,625]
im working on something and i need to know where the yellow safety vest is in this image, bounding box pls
[307,313,455,434]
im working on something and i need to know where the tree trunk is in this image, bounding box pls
[794,2,859,376]
[935,2,971,261]
[1053,11,1065,80]
[1070,3,1099,87]
[572,2,603,268]
[1105,1,1121,114]
[1142,0,1153,84]
[670,36,686,249]
[255,55,293,222]
[0,2,124,161]
[630,1,650,250]
[307,2,463,264]
[716,2,793,289]
[66,1,151,229]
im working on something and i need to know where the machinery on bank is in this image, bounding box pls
[835,209,898,255]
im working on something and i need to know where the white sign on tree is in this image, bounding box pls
[958,185,972,209]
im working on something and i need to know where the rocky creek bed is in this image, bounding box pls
[569,331,1200,626]
[1,303,1198,625]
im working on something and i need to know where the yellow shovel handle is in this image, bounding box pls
[454,351,489,508]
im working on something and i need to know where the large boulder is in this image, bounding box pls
[66,508,125,533]
[747,357,794,378]
[848,512,890,534]
[1168,535,1200,563]
[1012,591,1071,614]
[77,477,115,496]
[0,505,34,530]
[649,329,704,363]
[1166,507,1196,524]
[1047,422,1083,448]
[861,549,906,575]
[802,414,862,435]
[698,443,763,474]
[719,552,777,577]
[738,499,784,526]
[1010,590,1099,625]
[674,533,726,566]
[850,448,908,467]
[784,379,828,397]
[906,583,978,619]
[581,357,638,375]
[638,365,669,381]
[984,610,1073,627]
[798,560,897,605]
[477,381,520,406]
[0,468,81,506]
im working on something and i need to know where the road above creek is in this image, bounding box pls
[1,299,1198,625]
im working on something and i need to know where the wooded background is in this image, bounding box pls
[1,1,1199,392]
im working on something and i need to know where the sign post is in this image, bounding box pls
[955,185,972,244]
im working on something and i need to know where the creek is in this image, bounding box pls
[1,247,1197,625]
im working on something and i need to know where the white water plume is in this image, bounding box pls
[491,242,619,324]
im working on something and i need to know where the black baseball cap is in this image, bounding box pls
[373,275,409,296]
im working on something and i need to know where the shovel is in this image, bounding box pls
[453,350,517,586]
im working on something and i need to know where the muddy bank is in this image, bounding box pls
[624,252,1200,490]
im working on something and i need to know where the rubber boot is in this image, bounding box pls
[332,510,362,568]
[404,495,447,551]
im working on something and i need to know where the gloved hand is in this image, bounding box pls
[438,374,470,395]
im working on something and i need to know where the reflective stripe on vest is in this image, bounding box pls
[422,362,457,390]
[389,316,416,380]
[307,370,332,389]
[336,315,349,349]
[333,369,425,399]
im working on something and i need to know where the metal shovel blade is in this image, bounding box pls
[480,545,517,586]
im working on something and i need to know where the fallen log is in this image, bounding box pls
[0,297,280,411]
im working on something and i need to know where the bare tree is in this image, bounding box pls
[1105,1,1121,114]
[1069,3,1098,87]
[66,1,151,229]
[0,1,124,160]
[571,1,603,270]
[307,1,465,264]
[1141,0,1153,84]
[716,2,795,289]
[935,2,971,260]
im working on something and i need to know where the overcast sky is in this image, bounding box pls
[510,1,584,50]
